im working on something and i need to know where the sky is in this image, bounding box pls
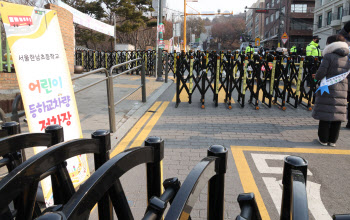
[167,0,258,17]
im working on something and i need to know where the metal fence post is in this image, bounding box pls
[107,70,116,133]
[2,121,22,168]
[142,61,147,103]
[280,156,308,220]
[91,129,113,220]
[165,52,169,83]
[145,136,164,203]
[207,145,228,220]
[45,125,75,205]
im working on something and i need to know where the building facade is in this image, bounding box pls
[313,0,350,49]
[247,0,315,49]
[245,0,266,43]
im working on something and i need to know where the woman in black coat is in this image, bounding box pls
[312,35,350,147]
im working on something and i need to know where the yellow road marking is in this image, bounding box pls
[114,84,140,88]
[130,102,169,148]
[231,148,271,220]
[231,145,350,220]
[231,146,350,155]
[110,102,161,158]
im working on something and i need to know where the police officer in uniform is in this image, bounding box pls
[245,43,255,54]
[306,36,321,57]
[306,36,321,86]
[290,45,297,56]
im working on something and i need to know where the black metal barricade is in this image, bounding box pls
[0,127,111,220]
[165,145,228,220]
[280,156,309,220]
[172,50,321,111]
[0,126,319,220]
[37,136,166,220]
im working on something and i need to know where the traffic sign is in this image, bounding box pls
[281,32,288,45]
[255,37,260,46]
[256,9,269,13]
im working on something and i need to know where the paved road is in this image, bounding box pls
[113,81,350,220]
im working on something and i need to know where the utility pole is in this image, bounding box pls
[190,27,192,43]
[156,0,164,81]
[113,12,116,50]
[184,0,187,52]
[278,0,282,48]
[172,14,175,52]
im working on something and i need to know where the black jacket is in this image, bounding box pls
[312,42,350,122]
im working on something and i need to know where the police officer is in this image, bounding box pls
[306,36,321,57]
[306,36,321,86]
[290,45,297,56]
[245,43,255,54]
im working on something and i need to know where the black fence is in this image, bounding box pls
[75,49,322,111]
[173,50,321,111]
[0,121,347,220]
[75,50,158,76]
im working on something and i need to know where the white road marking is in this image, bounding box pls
[253,153,331,220]
[251,153,313,175]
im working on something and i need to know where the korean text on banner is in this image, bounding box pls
[0,1,90,206]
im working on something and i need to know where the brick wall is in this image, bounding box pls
[0,72,18,90]
[45,4,75,74]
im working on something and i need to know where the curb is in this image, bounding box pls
[110,80,173,148]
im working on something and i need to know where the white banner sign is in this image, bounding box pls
[56,0,115,37]
[0,1,90,206]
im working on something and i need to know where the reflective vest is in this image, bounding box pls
[306,41,321,56]
[245,46,255,53]
[290,46,297,53]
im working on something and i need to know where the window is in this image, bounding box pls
[266,17,269,25]
[318,15,322,28]
[281,6,285,14]
[255,15,259,23]
[338,6,343,19]
[276,11,279,19]
[290,18,313,30]
[271,0,274,7]
[276,0,280,4]
[9,17,14,22]
[14,17,19,22]
[270,14,274,22]
[266,3,270,9]
[291,4,308,13]
[327,11,332,25]
[19,17,23,21]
